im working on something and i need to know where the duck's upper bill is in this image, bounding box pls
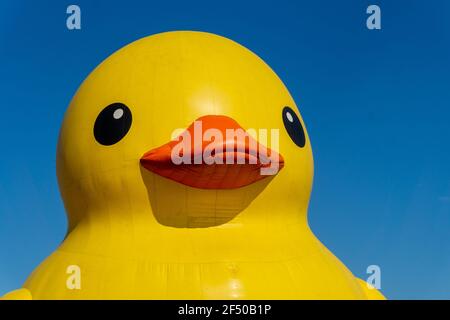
[140,115,284,189]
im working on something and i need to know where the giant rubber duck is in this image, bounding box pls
[3,31,384,299]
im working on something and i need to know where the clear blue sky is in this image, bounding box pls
[0,0,449,299]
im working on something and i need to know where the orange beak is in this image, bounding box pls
[140,115,284,189]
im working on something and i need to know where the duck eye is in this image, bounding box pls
[282,106,305,147]
[94,103,132,146]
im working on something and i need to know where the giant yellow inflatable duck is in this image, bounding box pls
[3,31,384,299]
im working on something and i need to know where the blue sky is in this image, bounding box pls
[0,0,449,299]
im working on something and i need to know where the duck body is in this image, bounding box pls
[24,219,374,299]
[5,31,383,299]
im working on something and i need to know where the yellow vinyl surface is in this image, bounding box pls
[3,31,384,299]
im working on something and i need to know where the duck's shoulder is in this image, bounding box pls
[1,288,32,300]
[356,278,386,300]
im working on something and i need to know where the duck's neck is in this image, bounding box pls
[59,206,318,263]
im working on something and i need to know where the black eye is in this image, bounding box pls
[94,103,132,146]
[282,106,305,147]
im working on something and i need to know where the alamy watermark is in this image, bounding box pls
[366,264,381,289]
[66,5,81,30]
[66,264,81,290]
[169,121,282,175]
[366,5,381,30]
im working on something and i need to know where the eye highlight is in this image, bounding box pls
[94,103,132,146]
[282,106,305,147]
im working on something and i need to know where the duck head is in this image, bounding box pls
[57,31,313,231]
